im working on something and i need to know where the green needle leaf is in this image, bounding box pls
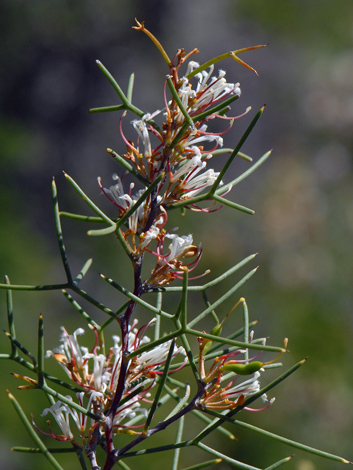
[107,148,151,186]
[126,73,135,103]
[37,314,45,388]
[100,274,173,319]
[210,106,266,194]
[144,340,176,430]
[7,391,64,470]
[52,178,73,284]
[180,459,223,470]
[166,75,194,129]
[215,150,272,195]
[196,442,261,470]
[5,275,17,357]
[264,455,294,470]
[165,385,190,421]
[172,415,184,470]
[234,420,351,465]
[188,267,259,327]
[62,290,101,330]
[63,172,116,231]
[211,194,254,214]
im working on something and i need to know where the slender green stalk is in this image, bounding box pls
[242,298,249,361]
[59,212,107,223]
[165,384,190,421]
[264,456,293,470]
[107,148,151,186]
[118,460,132,470]
[167,76,194,129]
[154,293,162,341]
[187,267,259,327]
[94,60,161,131]
[162,253,257,292]
[233,421,351,464]
[0,281,69,291]
[192,409,235,440]
[209,106,265,194]
[212,194,254,214]
[7,391,64,470]
[4,332,37,367]
[52,178,73,284]
[121,440,195,459]
[215,150,272,195]
[71,284,116,318]
[169,120,191,149]
[126,73,135,103]
[64,172,116,229]
[144,340,176,430]
[172,415,185,470]
[175,269,189,323]
[100,300,130,330]
[185,46,266,79]
[95,60,128,103]
[196,442,261,470]
[74,444,90,470]
[201,290,218,324]
[180,459,223,470]
[100,274,173,319]
[5,276,17,357]
[62,290,101,329]
[73,258,93,284]
[89,104,125,113]
[37,314,45,388]
[179,332,201,382]
[191,94,239,123]
[12,447,76,453]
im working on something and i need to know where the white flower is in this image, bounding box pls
[137,340,186,367]
[138,224,160,251]
[223,372,261,400]
[165,234,194,261]
[181,64,241,116]
[82,353,109,393]
[170,153,206,184]
[46,327,88,377]
[132,116,152,158]
[102,175,149,233]
[113,400,148,427]
[41,400,74,439]
[103,174,134,211]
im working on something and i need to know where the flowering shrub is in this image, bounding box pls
[1,20,350,470]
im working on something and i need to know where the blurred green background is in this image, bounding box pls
[1,1,353,469]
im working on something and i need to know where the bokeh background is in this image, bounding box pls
[1,1,353,469]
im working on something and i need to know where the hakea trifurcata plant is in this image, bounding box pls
[2,19,351,470]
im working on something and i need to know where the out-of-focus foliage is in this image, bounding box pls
[1,1,353,469]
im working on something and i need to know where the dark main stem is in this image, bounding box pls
[103,255,143,470]
[103,128,173,470]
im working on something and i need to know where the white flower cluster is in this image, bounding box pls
[42,323,186,441]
